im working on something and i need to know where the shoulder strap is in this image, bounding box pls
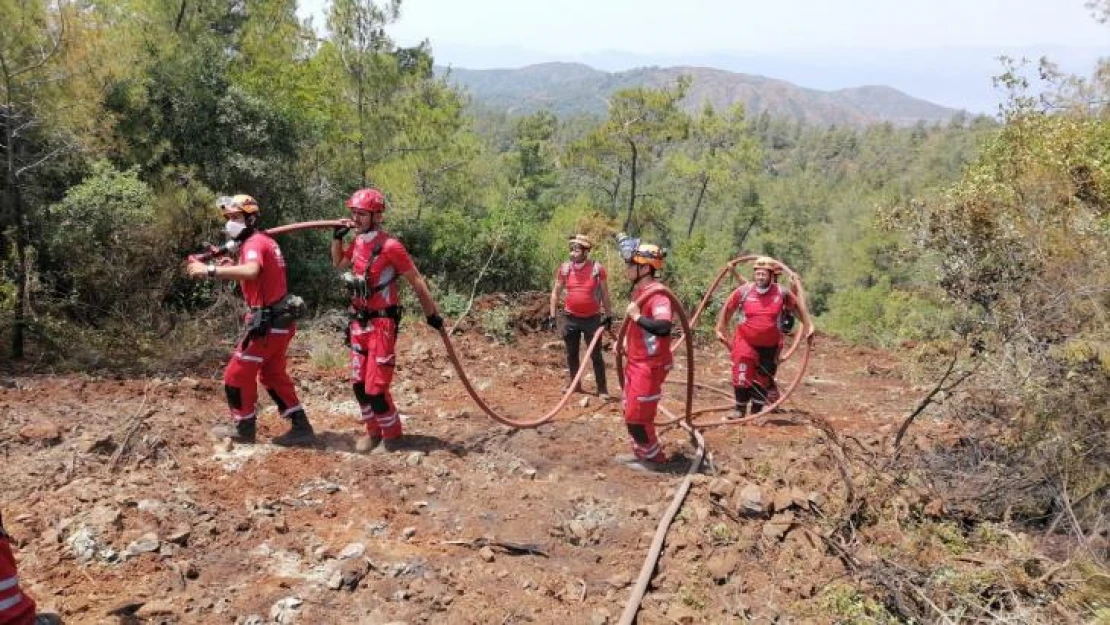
[738,283,753,306]
[591,261,601,280]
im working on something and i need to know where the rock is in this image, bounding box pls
[81,435,116,454]
[589,608,611,625]
[179,377,200,390]
[607,572,632,589]
[579,397,590,408]
[87,505,122,533]
[738,484,764,515]
[772,490,794,513]
[708,478,735,499]
[523,469,537,480]
[17,421,62,445]
[478,546,495,562]
[122,533,160,558]
[425,485,437,494]
[808,491,825,510]
[269,597,303,625]
[338,543,365,560]
[790,487,809,509]
[136,600,175,617]
[401,526,417,539]
[762,511,795,541]
[406,452,424,466]
[166,524,192,546]
[239,615,266,625]
[566,520,589,544]
[66,525,99,562]
[666,603,700,623]
[214,439,233,454]
[706,553,739,583]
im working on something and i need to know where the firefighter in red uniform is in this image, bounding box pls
[1,512,39,625]
[186,194,316,447]
[331,188,443,453]
[715,256,814,419]
[548,234,613,398]
[615,235,674,471]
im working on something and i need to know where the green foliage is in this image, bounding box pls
[42,162,158,316]
[819,280,952,348]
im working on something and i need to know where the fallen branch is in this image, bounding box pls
[442,537,549,557]
[110,388,156,472]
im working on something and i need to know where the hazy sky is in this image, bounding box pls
[299,0,1108,54]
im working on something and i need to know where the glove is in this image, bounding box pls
[600,315,613,330]
[333,225,351,240]
[426,313,444,330]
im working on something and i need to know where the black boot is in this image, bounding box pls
[272,410,316,447]
[211,417,257,443]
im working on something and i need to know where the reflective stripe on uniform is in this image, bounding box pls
[636,394,662,403]
[281,405,303,417]
[269,328,290,334]
[0,592,25,611]
[376,412,399,428]
[237,353,264,363]
[0,575,17,591]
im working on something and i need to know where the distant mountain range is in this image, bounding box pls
[440,62,963,127]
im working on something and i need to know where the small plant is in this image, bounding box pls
[479,307,514,344]
[709,522,735,546]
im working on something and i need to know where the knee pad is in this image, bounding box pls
[352,382,372,405]
[266,388,288,412]
[224,384,243,410]
[367,393,390,414]
[626,423,650,445]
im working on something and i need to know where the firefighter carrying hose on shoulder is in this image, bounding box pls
[614,234,675,472]
[714,256,814,420]
[186,194,316,446]
[331,188,443,453]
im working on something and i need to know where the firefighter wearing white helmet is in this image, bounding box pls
[715,256,814,420]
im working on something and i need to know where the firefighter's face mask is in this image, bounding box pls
[224,213,248,240]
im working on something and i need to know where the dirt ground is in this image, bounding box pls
[0,314,940,624]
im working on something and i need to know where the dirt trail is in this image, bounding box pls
[1,321,931,624]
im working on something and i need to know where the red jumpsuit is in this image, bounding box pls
[622,283,673,461]
[726,283,797,408]
[0,515,36,625]
[222,232,304,423]
[343,230,416,440]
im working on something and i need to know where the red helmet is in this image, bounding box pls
[346,188,387,214]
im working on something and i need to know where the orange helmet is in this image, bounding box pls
[346,188,387,214]
[752,256,781,275]
[568,234,592,250]
[630,243,665,270]
[218,194,260,216]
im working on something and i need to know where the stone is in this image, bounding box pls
[478,546,495,562]
[579,397,590,408]
[708,478,735,499]
[402,526,417,539]
[239,615,266,625]
[772,490,794,513]
[762,511,795,541]
[17,421,62,445]
[338,543,365,560]
[705,554,737,583]
[87,505,122,533]
[589,608,611,625]
[81,435,116,454]
[166,524,192,546]
[607,572,632,589]
[123,533,160,558]
[269,597,303,625]
[566,520,589,544]
[808,491,825,510]
[666,603,700,624]
[790,487,809,509]
[406,452,424,466]
[738,484,764,515]
[136,601,175,617]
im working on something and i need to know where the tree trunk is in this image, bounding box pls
[2,99,25,358]
[735,214,759,251]
[623,139,638,231]
[357,74,367,186]
[686,171,709,238]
